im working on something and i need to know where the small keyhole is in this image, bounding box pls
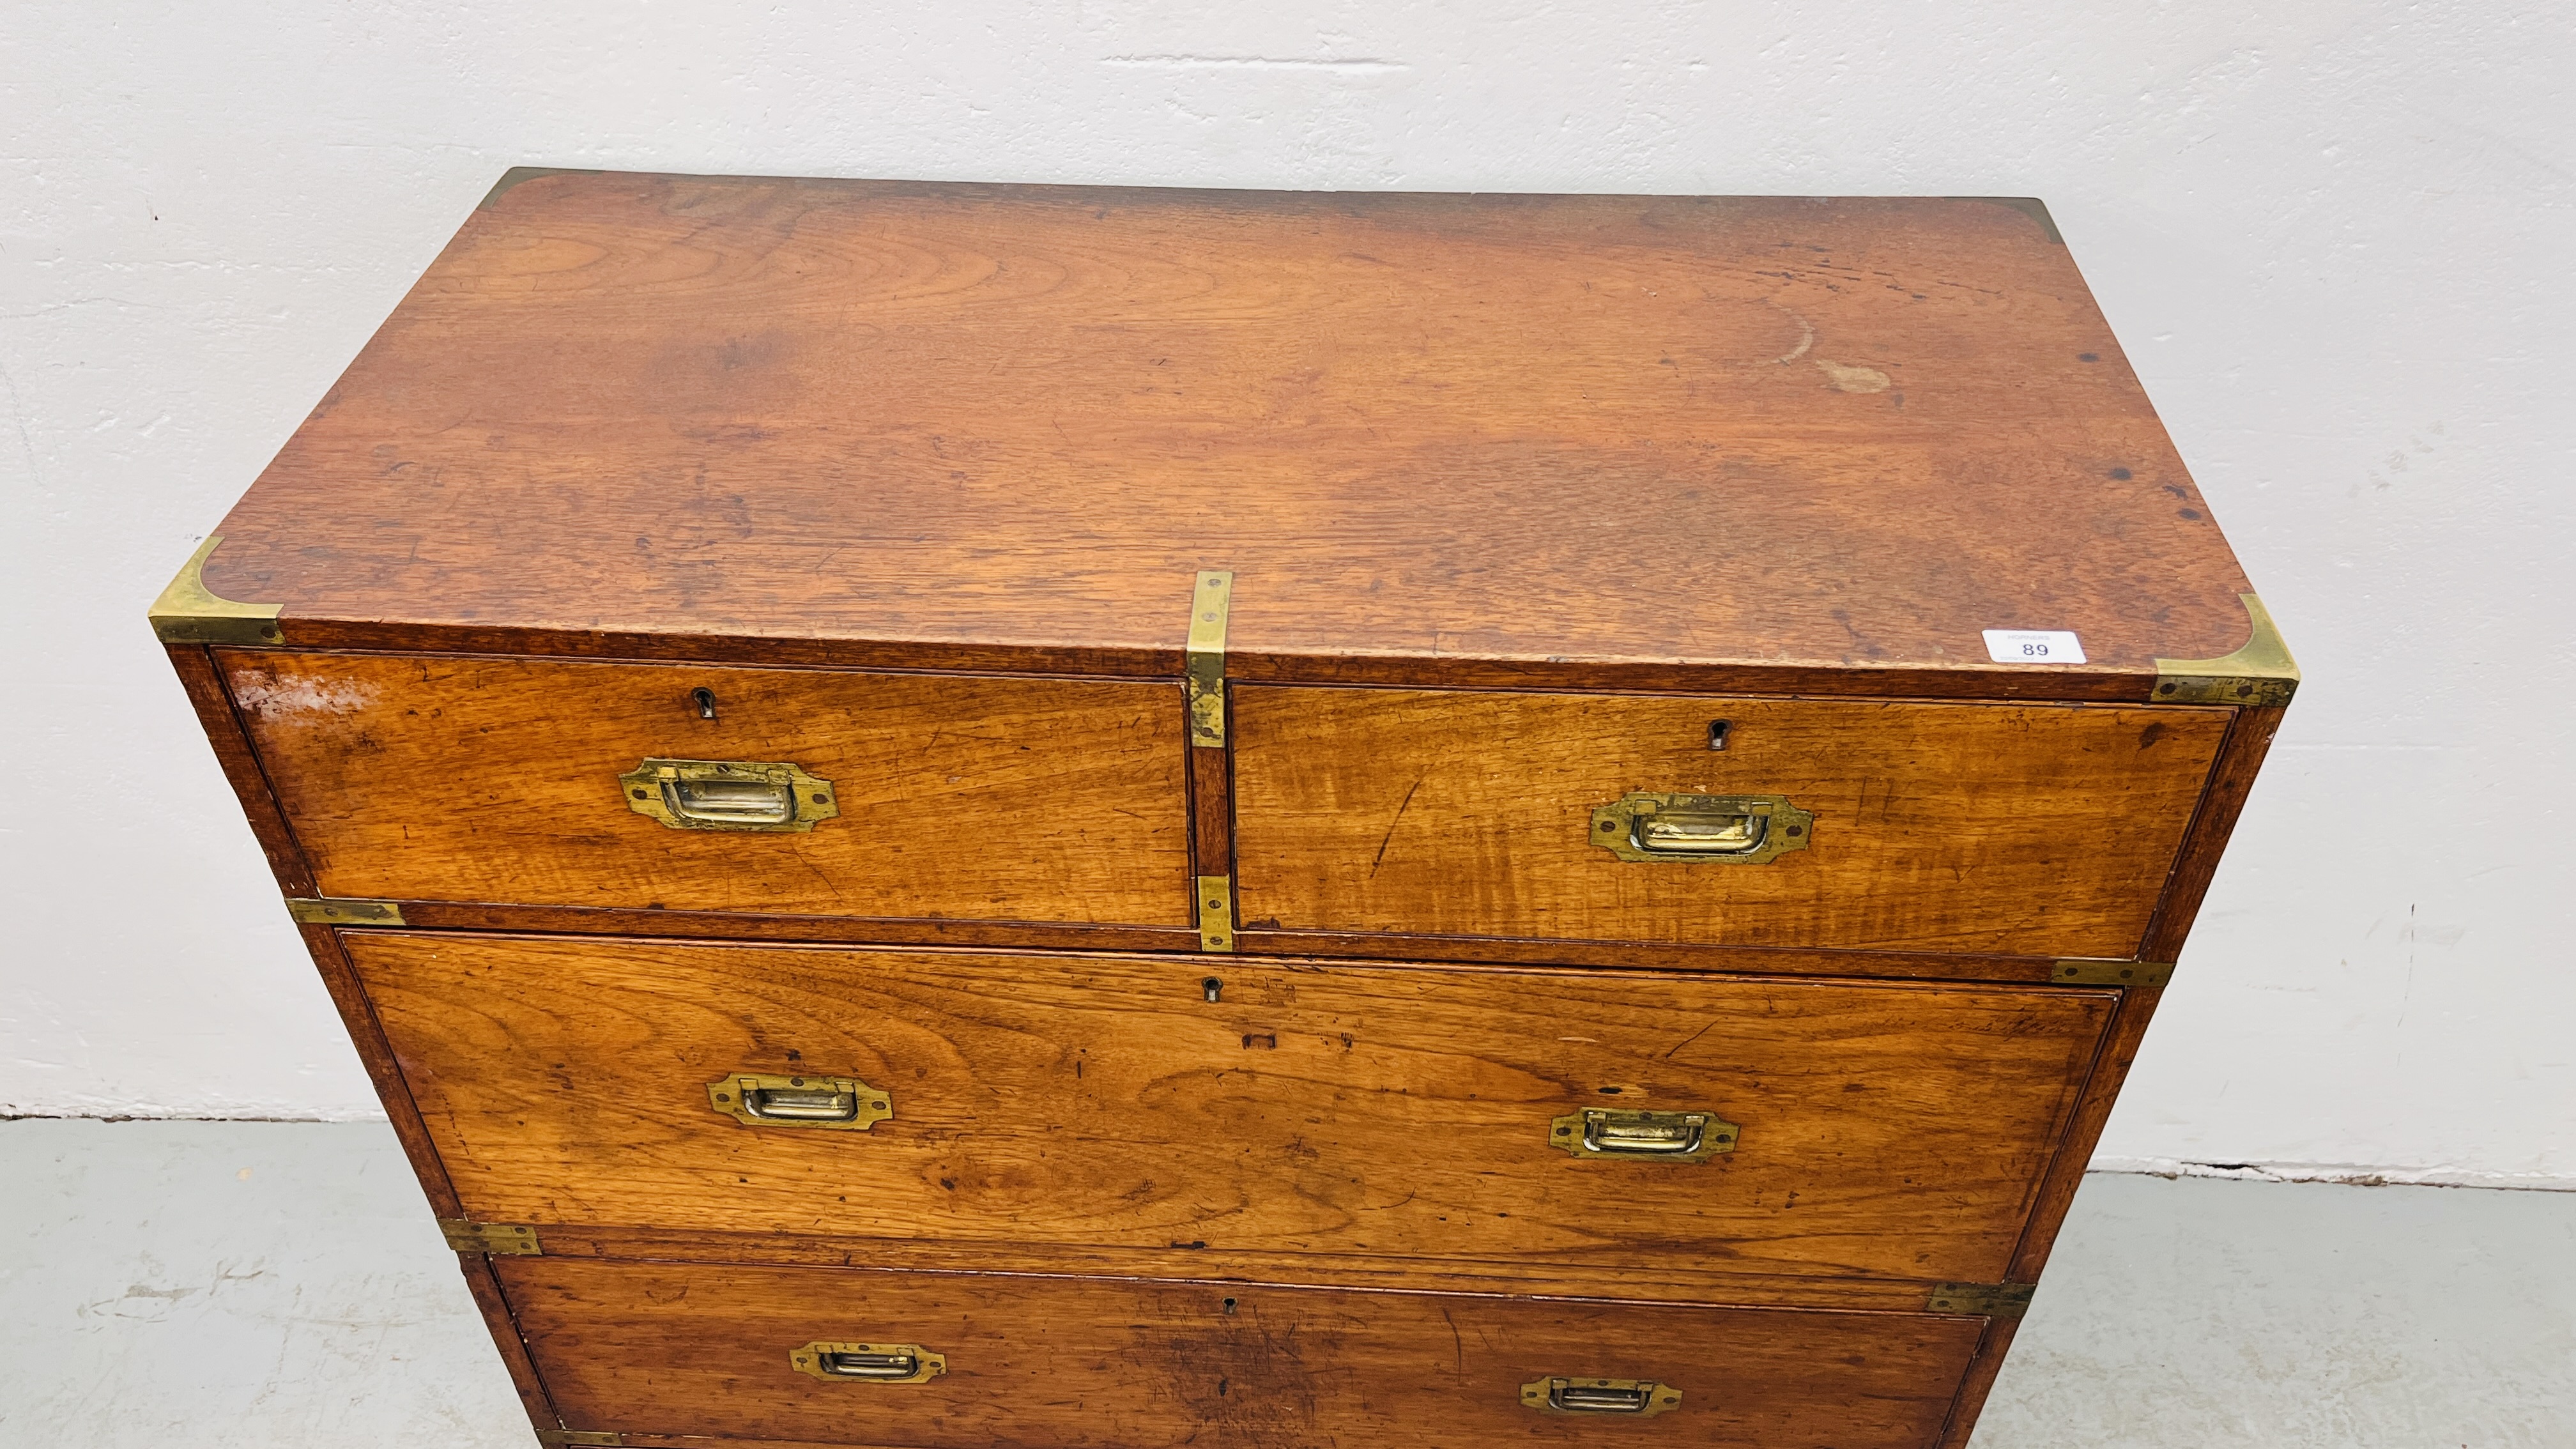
[691,687,718,720]
[1222,1297,1238,1315]
[1708,720,1731,751]
[1202,977,1223,1003]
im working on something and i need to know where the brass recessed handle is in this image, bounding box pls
[1549,1107,1738,1162]
[790,1341,946,1384]
[1589,791,1811,864]
[1521,1377,1682,1416]
[618,758,839,832]
[706,1073,892,1131]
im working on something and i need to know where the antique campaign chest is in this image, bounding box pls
[156,171,2293,1448]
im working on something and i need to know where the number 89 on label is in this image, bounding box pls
[1981,629,2087,664]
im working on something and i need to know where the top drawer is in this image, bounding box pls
[1232,687,2232,958]
[221,652,1191,927]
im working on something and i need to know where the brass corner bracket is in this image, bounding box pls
[2154,593,2298,707]
[439,1220,541,1255]
[150,535,284,646]
[1926,1282,2036,1319]
[2052,959,2175,988]
[1186,570,1233,747]
[286,898,406,926]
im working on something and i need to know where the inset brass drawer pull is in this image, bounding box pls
[1521,1376,1682,1416]
[706,1073,891,1131]
[790,1340,946,1384]
[1589,791,1812,864]
[1549,1107,1738,1162]
[618,758,839,832]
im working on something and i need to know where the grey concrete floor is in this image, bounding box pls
[1,1119,2568,1446]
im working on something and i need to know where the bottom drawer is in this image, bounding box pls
[502,1259,1982,1448]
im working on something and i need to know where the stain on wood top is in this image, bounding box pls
[202,171,2255,695]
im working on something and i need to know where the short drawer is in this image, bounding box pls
[221,651,1190,927]
[502,1258,1983,1449]
[1231,686,2232,958]
[354,933,2113,1286]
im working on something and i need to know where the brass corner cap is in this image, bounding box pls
[150,534,284,646]
[2154,593,2298,707]
[1947,195,2062,245]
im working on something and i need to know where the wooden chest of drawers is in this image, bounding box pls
[156,172,2293,1448]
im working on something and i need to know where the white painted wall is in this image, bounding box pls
[4,3,2569,1184]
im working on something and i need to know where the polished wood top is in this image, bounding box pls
[201,171,2257,697]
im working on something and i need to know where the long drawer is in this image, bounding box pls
[1231,686,2232,958]
[500,1258,1985,1449]
[220,650,1191,926]
[353,933,2113,1285]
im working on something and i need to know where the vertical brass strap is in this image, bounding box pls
[1186,571,1233,747]
[1185,571,1236,951]
[1197,875,1235,953]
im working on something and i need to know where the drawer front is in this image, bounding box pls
[1232,686,2232,957]
[502,1259,1983,1449]
[355,933,2113,1284]
[221,651,1190,926]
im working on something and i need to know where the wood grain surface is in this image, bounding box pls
[219,650,1190,925]
[194,173,2261,698]
[349,933,2112,1285]
[456,1251,563,1434]
[499,1258,1984,1449]
[1233,686,2229,957]
[1936,1316,2022,1449]
[514,1222,1958,1312]
[296,923,463,1218]
[2142,702,2289,963]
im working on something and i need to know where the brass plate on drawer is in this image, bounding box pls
[440,1219,541,1255]
[1590,792,1813,865]
[706,1073,892,1131]
[1197,873,1236,953]
[1926,1282,2035,1319]
[1550,1107,1739,1162]
[286,897,406,926]
[618,758,839,832]
[1521,1376,1683,1416]
[2053,958,2174,987]
[789,1340,947,1384]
